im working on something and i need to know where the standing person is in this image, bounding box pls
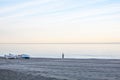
[62,52,64,59]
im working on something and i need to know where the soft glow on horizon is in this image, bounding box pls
[0,0,120,43]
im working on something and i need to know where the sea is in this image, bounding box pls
[0,43,120,59]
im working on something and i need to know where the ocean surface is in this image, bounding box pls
[0,43,120,59]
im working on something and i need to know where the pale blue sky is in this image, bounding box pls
[0,0,120,43]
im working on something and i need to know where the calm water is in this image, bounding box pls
[0,44,120,59]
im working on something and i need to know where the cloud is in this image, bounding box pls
[0,0,111,20]
[0,0,56,14]
[0,0,120,43]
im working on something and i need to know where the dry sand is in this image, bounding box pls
[0,58,120,80]
[0,69,61,80]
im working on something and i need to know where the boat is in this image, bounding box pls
[4,54,16,59]
[4,54,30,59]
[21,54,30,59]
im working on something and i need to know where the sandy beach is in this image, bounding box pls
[0,58,120,80]
[0,69,61,80]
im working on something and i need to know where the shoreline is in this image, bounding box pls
[0,57,120,60]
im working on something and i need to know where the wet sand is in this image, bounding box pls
[0,58,120,80]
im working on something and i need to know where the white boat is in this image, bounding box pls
[4,54,16,59]
[4,53,30,59]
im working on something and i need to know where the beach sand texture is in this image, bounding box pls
[0,58,120,80]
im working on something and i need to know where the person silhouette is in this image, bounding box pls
[62,52,64,59]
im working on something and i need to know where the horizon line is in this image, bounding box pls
[0,42,120,44]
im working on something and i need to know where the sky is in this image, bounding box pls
[0,0,120,43]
